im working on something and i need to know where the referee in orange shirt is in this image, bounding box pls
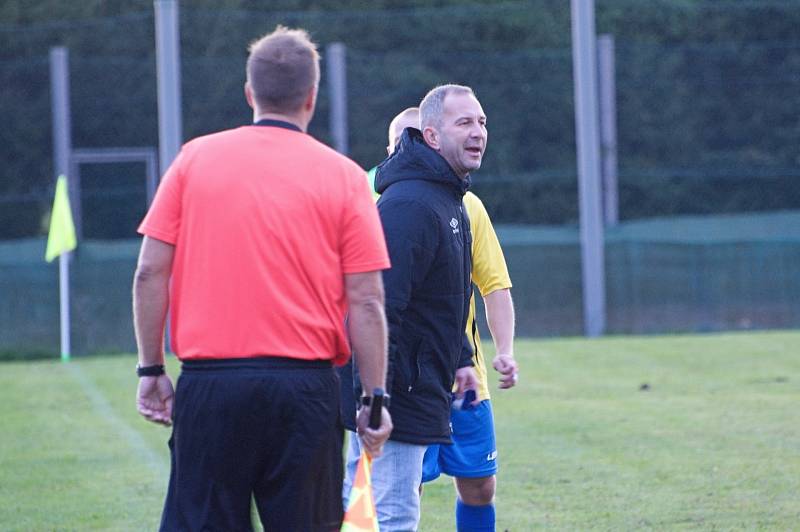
[133,26,392,531]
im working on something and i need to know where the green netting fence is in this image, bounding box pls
[4,211,798,357]
[2,3,800,356]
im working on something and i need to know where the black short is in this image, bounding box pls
[159,357,343,532]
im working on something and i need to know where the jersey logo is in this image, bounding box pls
[486,450,498,461]
[450,218,460,234]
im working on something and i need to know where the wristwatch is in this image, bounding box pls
[359,393,390,408]
[136,364,165,377]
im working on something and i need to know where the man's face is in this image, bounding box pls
[430,92,487,178]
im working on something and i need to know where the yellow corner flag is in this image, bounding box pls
[341,452,379,532]
[45,175,77,262]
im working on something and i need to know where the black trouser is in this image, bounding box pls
[160,357,343,532]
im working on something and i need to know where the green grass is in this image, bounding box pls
[1,331,799,530]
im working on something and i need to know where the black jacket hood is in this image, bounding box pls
[375,127,471,196]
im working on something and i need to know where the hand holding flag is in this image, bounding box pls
[342,390,386,532]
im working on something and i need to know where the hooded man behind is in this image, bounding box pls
[343,84,485,532]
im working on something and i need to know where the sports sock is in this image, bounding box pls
[455,499,495,532]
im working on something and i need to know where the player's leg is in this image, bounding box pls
[439,400,498,532]
[455,474,496,505]
[454,475,496,531]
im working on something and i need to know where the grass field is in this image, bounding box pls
[1,331,798,530]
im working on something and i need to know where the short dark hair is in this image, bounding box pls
[246,26,320,113]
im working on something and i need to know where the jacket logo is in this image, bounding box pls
[450,218,459,234]
[487,450,497,461]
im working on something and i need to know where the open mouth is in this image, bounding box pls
[465,147,482,156]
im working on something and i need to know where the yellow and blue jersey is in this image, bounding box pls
[463,191,512,401]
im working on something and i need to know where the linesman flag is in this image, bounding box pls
[45,175,77,262]
[341,452,379,532]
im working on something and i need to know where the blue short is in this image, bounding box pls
[422,399,497,482]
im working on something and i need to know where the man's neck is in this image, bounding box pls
[422,142,469,180]
[253,111,307,132]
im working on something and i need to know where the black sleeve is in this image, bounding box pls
[458,330,475,369]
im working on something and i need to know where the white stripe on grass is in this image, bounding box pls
[67,363,167,472]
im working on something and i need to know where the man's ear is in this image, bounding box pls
[304,85,317,112]
[422,126,440,150]
[244,82,255,110]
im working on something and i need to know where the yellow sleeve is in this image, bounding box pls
[464,192,511,296]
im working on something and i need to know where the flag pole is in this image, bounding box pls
[155,0,183,355]
[47,175,77,361]
[50,46,74,362]
[59,251,71,362]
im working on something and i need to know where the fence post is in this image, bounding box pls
[154,0,183,175]
[50,47,81,238]
[49,46,74,360]
[326,42,349,155]
[597,33,619,227]
[571,0,606,337]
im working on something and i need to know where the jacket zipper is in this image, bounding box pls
[460,202,472,367]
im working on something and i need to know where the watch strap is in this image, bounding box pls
[136,364,165,377]
[359,393,390,409]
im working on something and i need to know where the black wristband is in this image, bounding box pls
[136,364,165,377]
[359,393,390,408]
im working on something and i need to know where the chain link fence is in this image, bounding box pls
[1,2,799,355]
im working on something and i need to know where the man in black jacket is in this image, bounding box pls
[343,84,485,531]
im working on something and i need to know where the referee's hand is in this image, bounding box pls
[356,406,392,458]
[137,374,174,426]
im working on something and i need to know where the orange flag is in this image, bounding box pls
[341,451,379,532]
